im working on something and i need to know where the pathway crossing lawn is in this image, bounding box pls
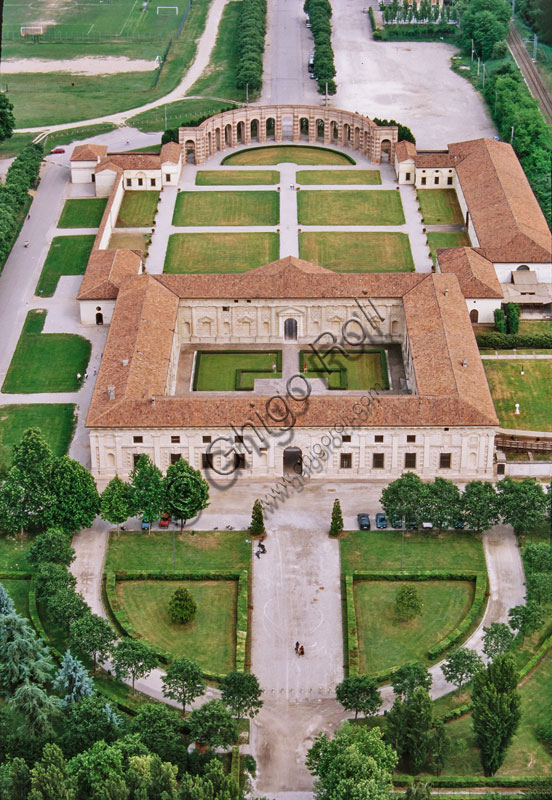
[196,170,280,185]
[299,232,414,272]
[2,310,91,394]
[222,146,355,166]
[298,190,404,225]
[3,580,30,617]
[117,580,238,673]
[35,235,95,297]
[355,580,474,673]
[427,231,470,264]
[116,191,159,228]
[0,404,76,464]
[417,189,464,225]
[195,351,282,391]
[58,198,107,229]
[300,349,388,390]
[173,191,279,226]
[296,169,381,185]
[164,232,279,273]
[483,360,552,431]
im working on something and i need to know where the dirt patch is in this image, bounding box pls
[2,57,157,75]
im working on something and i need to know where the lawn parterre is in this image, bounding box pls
[58,199,108,229]
[483,360,552,432]
[0,404,76,466]
[299,231,414,272]
[296,169,382,185]
[116,191,159,227]
[417,189,464,225]
[194,351,282,391]
[297,189,405,226]
[299,349,388,390]
[222,145,355,166]
[164,232,280,273]
[35,235,96,297]
[108,232,150,254]
[196,170,280,185]
[427,231,471,264]
[173,191,279,226]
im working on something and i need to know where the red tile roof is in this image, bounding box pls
[436,247,503,298]
[71,144,107,162]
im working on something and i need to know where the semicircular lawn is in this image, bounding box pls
[222,145,355,166]
[354,580,475,675]
[116,580,237,676]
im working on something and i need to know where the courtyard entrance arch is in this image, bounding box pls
[283,447,302,476]
[284,318,297,341]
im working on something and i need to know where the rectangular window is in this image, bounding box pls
[91,174,95,183]
[440,453,451,469]
[234,453,246,470]
[165,174,171,182]
[138,178,143,187]
[202,453,214,469]
[342,435,351,443]
[447,176,453,185]
[340,453,352,469]
[170,453,181,465]
[375,435,384,443]
[126,178,132,187]
[434,176,440,185]
[202,435,211,443]
[222,306,229,312]
[373,453,384,469]
[150,178,156,187]
[133,435,143,443]
[405,172,411,181]
[421,177,426,186]
[405,452,416,468]
[133,454,142,467]
[171,435,180,444]
[407,435,416,443]
[235,435,244,444]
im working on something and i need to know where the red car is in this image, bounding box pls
[159,512,171,528]
[50,148,65,154]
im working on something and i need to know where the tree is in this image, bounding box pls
[0,756,30,800]
[523,542,552,573]
[329,498,344,537]
[130,454,165,534]
[221,670,263,720]
[306,722,398,799]
[505,302,520,334]
[112,638,157,695]
[0,582,15,616]
[373,117,416,144]
[60,695,122,758]
[496,477,548,533]
[44,589,88,634]
[168,586,197,624]
[187,699,238,749]
[180,758,242,800]
[426,478,461,531]
[442,648,483,693]
[67,740,127,800]
[99,476,133,536]
[130,703,188,770]
[11,428,55,532]
[28,528,75,569]
[53,651,94,707]
[161,657,205,715]
[395,585,422,621]
[0,612,54,695]
[482,622,515,661]
[35,562,76,600]
[471,654,521,775]
[0,94,15,143]
[127,753,178,800]
[405,778,431,800]
[460,481,500,534]
[387,688,433,774]
[508,602,545,640]
[391,662,432,700]
[10,682,61,739]
[335,674,381,718]
[163,458,209,531]
[381,472,429,525]
[250,498,265,536]
[494,307,507,333]
[69,613,115,672]
[0,468,28,536]
[28,743,76,800]
[429,721,450,776]
[50,457,99,534]
[526,571,552,605]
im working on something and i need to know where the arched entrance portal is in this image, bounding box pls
[283,447,302,476]
[469,309,479,323]
[284,318,297,341]
[96,306,103,325]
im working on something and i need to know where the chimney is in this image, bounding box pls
[444,288,449,296]
[122,358,128,366]
[151,395,156,406]
[462,359,468,368]
[108,385,115,400]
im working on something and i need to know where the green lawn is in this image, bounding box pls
[58,199,107,229]
[222,146,355,166]
[0,404,76,467]
[196,171,280,186]
[300,350,388,390]
[355,580,474,674]
[195,351,282,391]
[116,191,159,228]
[117,580,238,673]
[128,98,239,133]
[483,360,552,431]
[518,319,552,336]
[299,232,414,272]
[164,233,279,273]
[2,579,30,617]
[296,170,382,185]
[0,537,33,573]
[35,235,96,297]
[108,232,150,255]
[297,190,404,226]
[427,231,471,264]
[2,310,91,394]
[417,189,464,225]
[0,132,39,160]
[173,191,279,226]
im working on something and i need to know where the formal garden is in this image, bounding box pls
[221,145,355,166]
[417,189,464,225]
[58,198,108,229]
[193,350,282,391]
[300,349,389,390]
[299,231,415,271]
[116,191,160,228]
[164,232,280,273]
[196,170,280,185]
[172,191,279,227]
[296,169,382,185]
[297,190,405,226]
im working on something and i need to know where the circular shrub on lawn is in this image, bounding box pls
[168,587,197,624]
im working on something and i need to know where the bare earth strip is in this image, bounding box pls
[2,57,157,75]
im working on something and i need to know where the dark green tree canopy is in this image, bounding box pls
[187,700,238,749]
[163,458,209,530]
[391,662,432,700]
[335,674,381,718]
[50,457,99,534]
[221,670,263,719]
[0,93,15,143]
[28,528,75,569]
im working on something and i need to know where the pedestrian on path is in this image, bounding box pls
[24,241,29,248]
[272,361,277,372]
[77,373,81,381]
[295,641,299,653]
[27,214,30,220]
[299,645,305,656]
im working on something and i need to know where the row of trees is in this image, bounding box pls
[381,0,457,25]
[236,0,267,94]
[458,0,510,60]
[494,302,520,334]
[0,140,43,270]
[304,0,337,94]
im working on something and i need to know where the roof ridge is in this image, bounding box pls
[430,276,462,399]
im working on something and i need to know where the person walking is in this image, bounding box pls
[299,645,305,656]
[295,641,299,653]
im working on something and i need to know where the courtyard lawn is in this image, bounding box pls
[299,232,414,272]
[173,191,279,226]
[108,232,149,254]
[116,191,159,228]
[300,350,388,390]
[117,580,238,673]
[297,190,404,226]
[518,319,552,336]
[427,231,470,264]
[58,198,107,229]
[483,360,552,431]
[164,233,279,273]
[355,580,474,674]
[2,310,91,394]
[222,146,355,166]
[196,170,280,185]
[296,169,381,185]
[35,235,96,297]
[417,189,464,225]
[0,537,33,573]
[195,351,282,391]
[3,580,30,618]
[0,404,76,466]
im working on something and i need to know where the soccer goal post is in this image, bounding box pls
[156,5,179,13]
[20,26,43,37]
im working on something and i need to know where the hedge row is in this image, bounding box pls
[392,776,550,788]
[351,570,479,581]
[427,572,488,659]
[236,0,267,94]
[304,0,337,94]
[476,333,552,350]
[368,6,376,30]
[114,570,242,582]
[0,571,32,580]
[231,746,240,785]
[235,570,248,673]
[373,22,457,40]
[192,350,282,392]
[345,575,360,676]
[0,142,43,273]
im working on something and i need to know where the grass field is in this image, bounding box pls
[3,580,31,618]
[195,351,282,391]
[173,191,279,226]
[222,146,355,166]
[483,360,552,431]
[108,232,149,254]
[296,170,381,185]
[518,319,552,336]
[0,404,76,467]
[35,235,95,297]
[297,190,405,226]
[0,536,33,573]
[58,199,107,229]
[116,191,159,228]
[2,310,91,394]
[164,233,279,273]
[417,189,464,225]
[427,231,471,263]
[117,580,238,673]
[0,132,39,160]
[299,232,414,272]
[300,350,388,390]
[355,580,474,673]
[128,99,239,133]
[196,171,280,185]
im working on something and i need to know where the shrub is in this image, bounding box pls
[505,303,520,334]
[236,0,267,94]
[494,308,507,333]
[395,585,423,621]
[168,587,197,624]
[477,333,552,349]
[0,142,43,272]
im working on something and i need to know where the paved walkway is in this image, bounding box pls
[481,353,552,359]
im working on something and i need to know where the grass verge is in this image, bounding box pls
[297,189,405,225]
[196,170,280,185]
[296,169,382,185]
[58,199,107,229]
[483,360,552,432]
[128,99,240,133]
[35,235,96,297]
[299,231,414,272]
[173,191,279,226]
[222,146,355,166]
[0,404,76,467]
[164,232,279,272]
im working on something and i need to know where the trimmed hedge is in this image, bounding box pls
[0,142,43,273]
[236,0,267,94]
[236,570,248,672]
[374,22,457,40]
[231,746,240,784]
[476,333,552,350]
[298,349,389,391]
[304,0,337,94]
[392,776,550,788]
[345,574,360,676]
[0,571,32,580]
[28,578,64,662]
[192,350,282,392]
[368,6,376,30]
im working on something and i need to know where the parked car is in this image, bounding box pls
[375,513,387,529]
[50,147,65,154]
[454,518,465,529]
[422,521,433,530]
[159,512,171,528]
[141,518,151,530]
[405,519,418,531]
[357,513,370,530]
[390,513,403,529]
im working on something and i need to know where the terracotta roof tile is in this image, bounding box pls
[77,250,142,300]
[160,142,181,163]
[70,144,107,162]
[415,152,463,168]
[395,140,417,162]
[96,153,162,172]
[436,247,503,298]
